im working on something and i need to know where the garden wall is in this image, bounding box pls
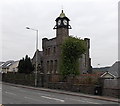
[102,79,120,98]
[2,73,120,98]
[2,73,35,86]
[46,82,95,95]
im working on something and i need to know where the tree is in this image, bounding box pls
[18,58,25,73]
[18,55,34,74]
[60,36,86,80]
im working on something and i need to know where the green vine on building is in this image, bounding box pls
[60,36,87,80]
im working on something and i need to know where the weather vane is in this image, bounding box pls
[61,5,64,10]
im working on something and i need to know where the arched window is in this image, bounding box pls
[45,49,47,55]
[50,60,53,73]
[47,61,49,73]
[54,60,57,73]
[54,47,56,54]
[48,48,50,55]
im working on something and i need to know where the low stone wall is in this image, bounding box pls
[103,88,120,98]
[3,73,120,98]
[72,84,95,94]
[47,82,95,95]
[2,73,35,86]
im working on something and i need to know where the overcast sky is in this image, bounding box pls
[0,0,119,67]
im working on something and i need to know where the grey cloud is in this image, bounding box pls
[1,0,118,67]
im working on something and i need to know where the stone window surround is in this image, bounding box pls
[45,46,57,56]
[46,60,58,74]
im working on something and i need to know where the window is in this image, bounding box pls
[13,68,15,72]
[54,47,56,54]
[54,60,57,73]
[47,61,49,73]
[41,61,43,66]
[50,60,53,73]
[85,53,87,67]
[48,48,50,55]
[45,49,47,55]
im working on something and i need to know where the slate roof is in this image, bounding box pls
[108,61,120,78]
[32,49,43,64]
[33,49,43,59]
[0,62,5,67]
[2,60,14,68]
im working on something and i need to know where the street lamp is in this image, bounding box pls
[26,26,38,87]
[98,64,100,68]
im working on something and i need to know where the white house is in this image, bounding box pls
[100,71,116,79]
[0,62,5,73]
[2,61,19,73]
[100,61,120,79]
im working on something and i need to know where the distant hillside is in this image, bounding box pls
[92,67,110,73]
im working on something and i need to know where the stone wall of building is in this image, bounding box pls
[37,10,92,84]
[32,50,43,73]
[42,38,59,75]
[79,38,92,74]
[42,37,92,75]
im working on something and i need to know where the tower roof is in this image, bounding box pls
[59,10,66,18]
[55,10,70,21]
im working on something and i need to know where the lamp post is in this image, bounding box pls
[98,64,100,68]
[26,27,38,87]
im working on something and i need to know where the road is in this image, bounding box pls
[0,81,2,105]
[2,83,119,104]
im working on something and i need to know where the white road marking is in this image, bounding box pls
[24,96,49,103]
[38,92,51,96]
[5,91,16,96]
[86,101,100,104]
[66,98,100,104]
[24,96,41,102]
[66,98,86,103]
[41,96,65,102]
[81,98,100,104]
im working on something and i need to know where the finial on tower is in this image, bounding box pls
[59,9,65,18]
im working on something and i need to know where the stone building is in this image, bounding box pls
[32,10,92,78]
[32,50,43,74]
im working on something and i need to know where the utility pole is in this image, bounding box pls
[26,27,38,87]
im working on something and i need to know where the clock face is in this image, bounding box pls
[63,19,67,25]
[58,20,61,25]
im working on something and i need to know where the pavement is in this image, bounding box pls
[2,82,120,104]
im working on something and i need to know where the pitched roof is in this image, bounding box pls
[100,71,116,78]
[2,60,14,68]
[108,61,120,77]
[33,49,43,58]
[0,62,5,67]
[32,49,43,64]
[59,10,66,18]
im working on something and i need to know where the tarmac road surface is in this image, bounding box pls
[2,83,119,104]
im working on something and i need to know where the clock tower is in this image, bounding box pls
[54,10,71,44]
